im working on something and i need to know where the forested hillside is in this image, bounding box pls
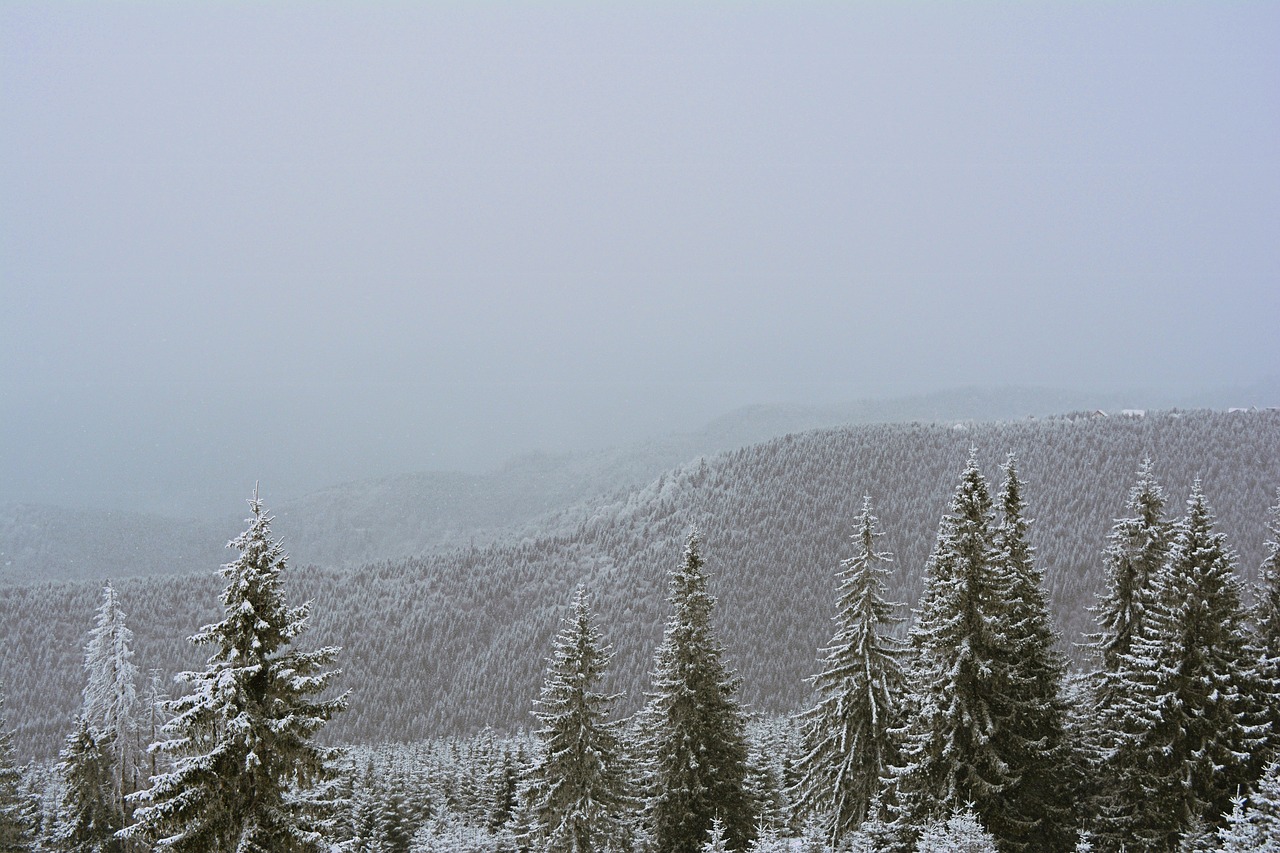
[2,409,1277,761]
[1,386,1214,583]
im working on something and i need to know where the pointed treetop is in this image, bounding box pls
[1128,457,1168,520]
[1000,454,1026,512]
[82,580,138,743]
[685,525,702,558]
[860,491,890,550]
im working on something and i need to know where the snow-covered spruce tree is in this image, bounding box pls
[1217,760,1280,851]
[1257,487,1280,656]
[1081,460,1174,831]
[1252,487,1280,766]
[914,806,998,853]
[700,817,730,853]
[81,582,141,823]
[56,717,123,853]
[641,530,755,853]
[790,496,906,847]
[1096,484,1264,851]
[888,453,1019,851]
[1173,818,1217,853]
[1092,459,1173,675]
[520,586,635,853]
[139,669,169,788]
[125,492,348,852]
[987,456,1076,853]
[0,685,37,853]
[373,789,414,853]
[743,729,790,838]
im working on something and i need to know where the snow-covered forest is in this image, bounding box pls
[3,409,1280,851]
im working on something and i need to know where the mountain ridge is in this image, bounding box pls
[2,408,1276,760]
[10,384,1271,584]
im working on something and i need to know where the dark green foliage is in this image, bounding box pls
[1257,488,1280,653]
[1093,460,1173,675]
[1081,461,1175,831]
[1252,488,1280,767]
[125,494,348,852]
[1096,485,1264,851]
[642,532,755,853]
[375,790,414,853]
[520,587,635,853]
[791,497,906,846]
[3,412,1279,760]
[0,687,36,853]
[743,718,798,838]
[891,454,1017,846]
[56,717,123,853]
[989,456,1076,852]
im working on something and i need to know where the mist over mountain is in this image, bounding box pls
[3,408,1276,760]
[7,384,1276,584]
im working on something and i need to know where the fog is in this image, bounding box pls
[2,4,1277,517]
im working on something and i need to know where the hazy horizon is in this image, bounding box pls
[3,4,1277,516]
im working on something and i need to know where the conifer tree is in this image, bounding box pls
[1252,487,1280,764]
[642,530,755,853]
[1081,461,1174,834]
[126,492,348,852]
[701,817,730,853]
[0,686,37,853]
[1093,460,1172,674]
[791,497,906,847]
[374,790,413,853]
[520,586,635,853]
[139,670,169,787]
[1097,484,1264,851]
[988,456,1076,852]
[1257,488,1280,654]
[1217,761,1280,851]
[56,717,123,853]
[889,453,1017,847]
[914,807,999,853]
[81,582,140,825]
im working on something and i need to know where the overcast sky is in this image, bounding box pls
[2,3,1278,515]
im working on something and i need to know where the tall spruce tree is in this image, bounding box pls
[889,453,1018,850]
[989,456,1076,853]
[0,685,36,853]
[139,670,169,787]
[1252,488,1280,765]
[1081,460,1173,834]
[642,530,755,853]
[1093,459,1172,675]
[520,586,635,853]
[1097,484,1264,851]
[1257,487,1280,655]
[791,496,906,847]
[126,492,348,852]
[57,717,123,853]
[81,582,140,827]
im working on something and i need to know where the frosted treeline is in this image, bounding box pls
[2,409,1280,851]
[2,410,1276,759]
[4,456,1279,851]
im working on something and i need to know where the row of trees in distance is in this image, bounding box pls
[3,455,1280,851]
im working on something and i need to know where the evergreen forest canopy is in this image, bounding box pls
[2,408,1280,851]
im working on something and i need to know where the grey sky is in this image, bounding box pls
[2,3,1278,515]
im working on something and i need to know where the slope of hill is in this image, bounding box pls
[2,409,1278,760]
[1,385,1218,582]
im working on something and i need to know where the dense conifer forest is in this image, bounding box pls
[2,409,1279,851]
